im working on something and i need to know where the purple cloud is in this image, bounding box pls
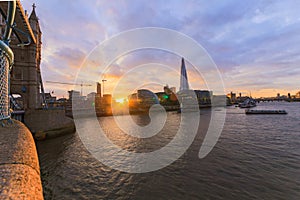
[21,0,300,97]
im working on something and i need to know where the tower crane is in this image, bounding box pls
[46,81,93,96]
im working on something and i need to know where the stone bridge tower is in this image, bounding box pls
[3,1,45,110]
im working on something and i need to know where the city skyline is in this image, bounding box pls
[21,0,300,98]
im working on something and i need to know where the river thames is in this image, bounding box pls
[37,102,300,199]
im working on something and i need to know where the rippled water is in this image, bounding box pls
[37,102,300,199]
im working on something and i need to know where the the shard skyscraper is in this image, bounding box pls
[179,58,189,91]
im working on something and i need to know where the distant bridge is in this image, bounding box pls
[255,97,299,102]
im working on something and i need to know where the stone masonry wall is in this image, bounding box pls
[0,120,43,199]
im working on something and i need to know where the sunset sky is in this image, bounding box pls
[21,0,300,98]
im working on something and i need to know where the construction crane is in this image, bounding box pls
[46,81,93,96]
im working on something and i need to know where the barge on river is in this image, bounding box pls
[245,109,288,115]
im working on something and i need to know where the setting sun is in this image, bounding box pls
[115,98,126,104]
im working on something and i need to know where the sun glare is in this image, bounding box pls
[115,98,125,104]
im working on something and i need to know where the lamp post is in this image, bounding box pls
[102,79,107,97]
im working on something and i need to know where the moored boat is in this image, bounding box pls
[245,109,288,115]
[239,97,256,108]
